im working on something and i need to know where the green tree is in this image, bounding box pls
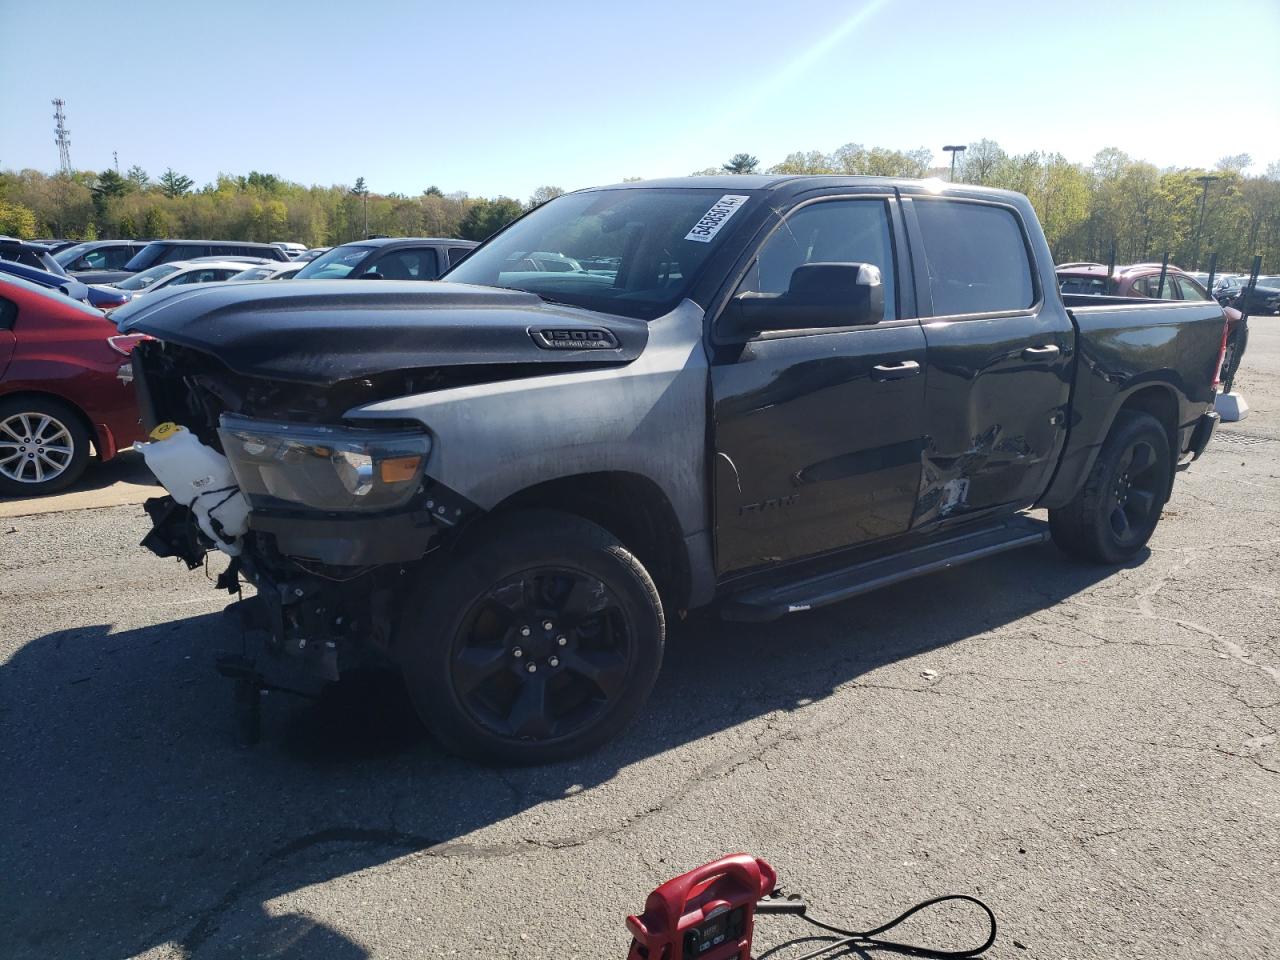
[0,198,38,238]
[722,153,759,175]
[117,213,139,238]
[768,150,834,175]
[459,197,523,241]
[423,185,444,197]
[159,168,194,199]
[527,185,564,209]
[126,165,150,190]
[959,139,1007,184]
[142,205,169,239]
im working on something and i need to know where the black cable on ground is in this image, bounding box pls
[757,892,997,959]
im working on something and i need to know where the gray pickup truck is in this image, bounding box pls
[118,176,1227,763]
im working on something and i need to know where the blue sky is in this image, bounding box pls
[1,0,1277,199]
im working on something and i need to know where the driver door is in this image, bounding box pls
[710,195,929,576]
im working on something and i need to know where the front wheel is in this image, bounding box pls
[398,511,665,764]
[1049,411,1172,564]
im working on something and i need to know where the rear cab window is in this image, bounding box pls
[912,199,1035,315]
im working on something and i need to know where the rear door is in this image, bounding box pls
[902,194,1073,525]
[0,294,16,376]
[711,193,929,575]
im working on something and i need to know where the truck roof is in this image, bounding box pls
[594,175,1029,204]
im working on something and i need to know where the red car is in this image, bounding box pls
[0,275,146,495]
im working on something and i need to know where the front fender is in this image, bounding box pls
[342,300,711,540]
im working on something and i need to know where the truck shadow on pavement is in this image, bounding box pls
[1,542,1131,959]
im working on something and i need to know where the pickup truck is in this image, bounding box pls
[116,176,1228,763]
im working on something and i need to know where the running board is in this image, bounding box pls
[720,516,1051,622]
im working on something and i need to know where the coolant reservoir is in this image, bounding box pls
[136,422,250,556]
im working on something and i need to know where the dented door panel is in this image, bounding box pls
[913,310,1074,525]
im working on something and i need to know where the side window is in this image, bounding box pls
[105,247,134,269]
[448,247,473,266]
[365,249,439,280]
[1175,276,1209,301]
[81,250,110,269]
[913,200,1035,315]
[162,245,205,263]
[738,199,898,320]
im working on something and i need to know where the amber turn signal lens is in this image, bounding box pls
[379,455,422,483]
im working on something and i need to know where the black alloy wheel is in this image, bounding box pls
[450,567,633,743]
[1049,410,1172,564]
[400,511,665,764]
[1106,437,1162,549]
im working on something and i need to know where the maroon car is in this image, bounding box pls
[0,275,146,495]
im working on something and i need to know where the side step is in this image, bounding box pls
[720,515,1051,622]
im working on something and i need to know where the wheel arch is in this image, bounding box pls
[1115,384,1179,494]
[482,470,695,613]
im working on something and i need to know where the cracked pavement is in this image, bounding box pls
[2,326,1279,959]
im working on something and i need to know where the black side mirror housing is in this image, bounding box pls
[357,271,384,279]
[722,261,884,338]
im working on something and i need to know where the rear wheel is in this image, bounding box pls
[399,511,665,764]
[0,397,91,497]
[1049,411,1172,564]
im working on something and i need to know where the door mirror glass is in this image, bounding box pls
[725,261,884,336]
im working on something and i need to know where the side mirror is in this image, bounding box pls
[721,262,884,338]
[357,271,384,279]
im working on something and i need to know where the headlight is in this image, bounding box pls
[218,414,431,512]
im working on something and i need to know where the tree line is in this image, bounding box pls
[703,143,1280,273]
[2,139,1277,272]
[0,165,553,249]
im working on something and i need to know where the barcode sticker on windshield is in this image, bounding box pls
[685,194,750,243]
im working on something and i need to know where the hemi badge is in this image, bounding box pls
[531,328,619,350]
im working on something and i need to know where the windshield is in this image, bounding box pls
[230,267,275,281]
[443,188,757,319]
[53,243,92,267]
[294,245,374,279]
[116,263,181,291]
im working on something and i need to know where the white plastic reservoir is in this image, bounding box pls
[136,423,250,556]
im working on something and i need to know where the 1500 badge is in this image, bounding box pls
[532,328,619,350]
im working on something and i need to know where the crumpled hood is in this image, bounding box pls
[114,280,648,385]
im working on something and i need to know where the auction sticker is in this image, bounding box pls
[685,194,750,243]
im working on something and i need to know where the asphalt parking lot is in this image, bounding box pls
[2,327,1278,960]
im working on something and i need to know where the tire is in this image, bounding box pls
[398,510,665,764]
[0,396,91,497]
[1049,411,1172,564]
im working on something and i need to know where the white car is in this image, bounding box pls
[271,242,308,259]
[110,259,261,298]
[228,261,306,281]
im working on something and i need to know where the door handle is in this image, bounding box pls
[870,360,921,382]
[1022,344,1061,359]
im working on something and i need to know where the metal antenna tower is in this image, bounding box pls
[52,99,72,174]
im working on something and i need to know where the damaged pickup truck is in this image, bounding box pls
[116,176,1227,763]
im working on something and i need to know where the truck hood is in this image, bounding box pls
[113,280,649,385]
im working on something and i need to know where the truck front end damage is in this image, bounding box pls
[132,337,479,704]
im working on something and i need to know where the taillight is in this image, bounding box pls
[107,333,149,355]
[1212,318,1230,390]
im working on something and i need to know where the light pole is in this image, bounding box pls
[943,144,967,182]
[1192,174,1220,271]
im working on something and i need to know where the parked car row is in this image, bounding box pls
[0,232,480,498]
